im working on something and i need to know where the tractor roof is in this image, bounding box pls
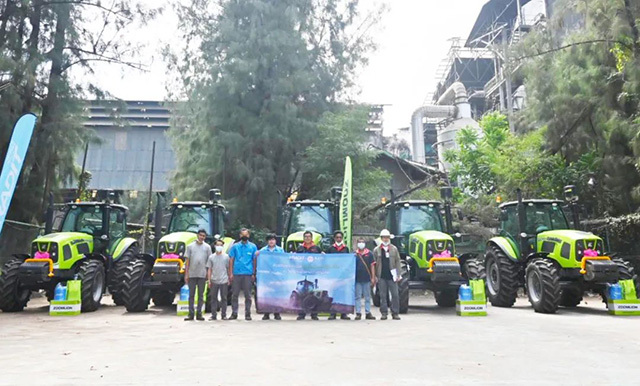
[67,201,129,211]
[499,199,564,209]
[170,201,225,208]
[287,200,334,207]
[386,200,442,209]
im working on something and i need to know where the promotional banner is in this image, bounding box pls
[339,156,352,249]
[257,252,355,314]
[0,113,37,236]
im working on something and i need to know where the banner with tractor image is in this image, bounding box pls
[256,252,355,314]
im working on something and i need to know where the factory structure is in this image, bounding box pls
[411,0,553,170]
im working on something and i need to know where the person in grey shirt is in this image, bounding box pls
[206,239,230,320]
[184,229,212,321]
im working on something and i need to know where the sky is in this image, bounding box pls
[91,0,488,137]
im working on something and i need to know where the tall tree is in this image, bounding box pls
[169,0,381,227]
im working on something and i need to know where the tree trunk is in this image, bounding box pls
[0,0,15,49]
[623,0,640,56]
[23,0,43,113]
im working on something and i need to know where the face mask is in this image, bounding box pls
[335,240,343,246]
[357,242,365,250]
[215,245,224,253]
[382,240,390,246]
[241,236,249,242]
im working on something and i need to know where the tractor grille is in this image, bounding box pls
[426,240,454,257]
[31,241,59,263]
[575,239,604,261]
[159,241,186,257]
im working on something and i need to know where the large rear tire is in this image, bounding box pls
[434,288,457,307]
[122,259,152,312]
[109,246,137,306]
[0,258,30,312]
[485,246,520,307]
[78,259,106,312]
[463,257,486,281]
[525,258,560,314]
[152,290,175,307]
[613,258,640,297]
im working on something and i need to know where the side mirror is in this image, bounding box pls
[499,211,508,221]
[223,211,230,222]
[378,211,385,221]
[147,212,154,223]
[457,209,464,221]
[116,211,125,223]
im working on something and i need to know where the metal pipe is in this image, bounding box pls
[142,141,156,252]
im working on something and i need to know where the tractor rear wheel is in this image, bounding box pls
[78,259,106,312]
[152,290,175,307]
[485,246,520,307]
[399,261,409,314]
[0,258,30,312]
[463,257,486,281]
[109,246,137,306]
[434,288,457,307]
[613,258,640,298]
[525,258,560,314]
[559,285,583,307]
[122,259,152,312]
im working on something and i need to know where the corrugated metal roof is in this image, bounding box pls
[64,101,176,191]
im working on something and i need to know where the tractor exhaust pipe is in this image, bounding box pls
[516,189,528,254]
[44,192,54,235]
[564,185,581,230]
[440,187,454,234]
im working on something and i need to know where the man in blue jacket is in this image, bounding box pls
[256,233,284,320]
[229,228,258,320]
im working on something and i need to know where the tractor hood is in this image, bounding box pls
[159,231,197,245]
[34,232,93,244]
[538,230,602,243]
[409,230,453,244]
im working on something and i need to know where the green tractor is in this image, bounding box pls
[280,187,342,252]
[289,276,334,312]
[479,187,639,313]
[0,194,138,312]
[122,189,233,312]
[376,187,484,313]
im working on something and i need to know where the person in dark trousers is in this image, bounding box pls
[373,229,402,320]
[229,228,258,321]
[326,230,350,320]
[296,230,322,320]
[256,234,284,320]
[184,229,212,321]
[206,238,230,320]
[354,237,376,320]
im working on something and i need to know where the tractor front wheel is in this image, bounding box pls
[485,246,519,307]
[434,288,457,307]
[613,258,640,297]
[0,258,30,312]
[525,258,560,314]
[464,258,486,281]
[109,246,137,306]
[122,259,152,312]
[152,290,175,307]
[78,259,106,312]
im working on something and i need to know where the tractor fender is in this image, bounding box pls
[112,237,138,260]
[487,237,519,262]
[135,252,156,267]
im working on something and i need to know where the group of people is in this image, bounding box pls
[183,228,403,322]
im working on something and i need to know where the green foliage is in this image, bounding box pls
[301,105,390,212]
[169,0,381,228]
[517,0,640,215]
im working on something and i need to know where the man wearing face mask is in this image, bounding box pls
[229,228,258,320]
[256,233,284,320]
[184,229,212,321]
[354,237,376,320]
[326,230,350,320]
[296,230,322,320]
[206,239,230,320]
[373,229,402,320]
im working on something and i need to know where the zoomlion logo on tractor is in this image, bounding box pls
[0,143,23,217]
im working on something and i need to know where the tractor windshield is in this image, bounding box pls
[288,205,332,235]
[61,205,104,235]
[525,203,569,234]
[168,206,211,234]
[398,205,443,235]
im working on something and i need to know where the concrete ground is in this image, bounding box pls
[1,292,639,386]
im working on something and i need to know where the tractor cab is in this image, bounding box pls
[295,277,317,294]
